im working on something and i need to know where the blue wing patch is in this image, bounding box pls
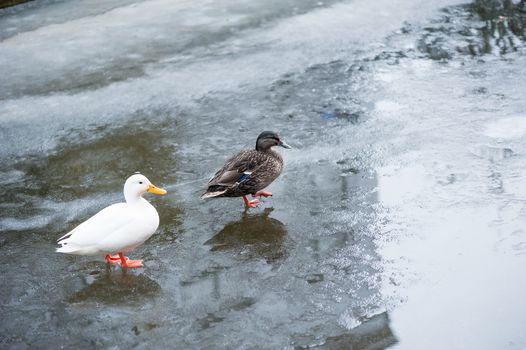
[238,172,252,183]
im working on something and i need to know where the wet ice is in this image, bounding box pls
[1,0,526,349]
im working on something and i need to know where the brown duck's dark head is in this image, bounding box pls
[255,131,292,151]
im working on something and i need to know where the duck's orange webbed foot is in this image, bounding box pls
[120,259,144,268]
[108,252,144,268]
[253,191,273,198]
[243,195,260,208]
[105,254,121,264]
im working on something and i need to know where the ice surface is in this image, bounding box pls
[1,0,526,349]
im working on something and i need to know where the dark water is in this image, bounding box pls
[1,0,526,349]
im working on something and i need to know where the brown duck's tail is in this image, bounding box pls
[200,189,227,199]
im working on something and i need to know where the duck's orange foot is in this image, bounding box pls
[253,191,273,198]
[105,253,144,268]
[242,195,260,208]
[119,259,144,268]
[105,254,121,264]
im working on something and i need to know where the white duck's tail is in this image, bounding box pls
[56,241,98,255]
[56,229,92,255]
[56,244,78,254]
[56,229,74,253]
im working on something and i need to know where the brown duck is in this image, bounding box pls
[201,131,291,208]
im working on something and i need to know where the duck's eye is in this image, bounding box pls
[139,181,143,184]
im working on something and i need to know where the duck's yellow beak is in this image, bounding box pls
[147,184,167,195]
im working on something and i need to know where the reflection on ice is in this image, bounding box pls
[204,208,287,264]
[417,0,526,60]
[67,268,161,304]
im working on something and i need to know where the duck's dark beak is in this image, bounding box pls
[278,140,292,149]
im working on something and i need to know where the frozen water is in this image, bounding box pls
[1,0,526,349]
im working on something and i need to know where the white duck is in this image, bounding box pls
[57,173,167,268]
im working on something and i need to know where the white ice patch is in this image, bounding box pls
[483,116,526,139]
[376,163,429,207]
[375,100,403,114]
